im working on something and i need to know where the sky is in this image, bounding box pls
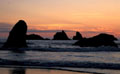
[0,0,120,38]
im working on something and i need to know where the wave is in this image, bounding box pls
[1,46,120,52]
[0,40,120,52]
[0,58,120,70]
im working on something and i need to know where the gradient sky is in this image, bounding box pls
[0,0,120,38]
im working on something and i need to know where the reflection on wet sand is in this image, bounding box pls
[10,68,25,74]
[26,69,90,74]
[0,68,91,74]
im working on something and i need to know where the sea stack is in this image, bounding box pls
[53,30,70,40]
[74,33,118,47]
[73,32,83,40]
[26,34,44,40]
[3,20,27,48]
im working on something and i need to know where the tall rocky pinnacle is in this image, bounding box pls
[3,20,27,48]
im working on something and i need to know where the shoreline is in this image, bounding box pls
[0,65,101,74]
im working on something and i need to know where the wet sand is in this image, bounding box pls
[0,67,92,74]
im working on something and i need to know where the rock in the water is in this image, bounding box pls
[53,30,70,40]
[26,34,44,40]
[3,20,27,48]
[73,32,83,40]
[44,38,50,40]
[74,33,118,47]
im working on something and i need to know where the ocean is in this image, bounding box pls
[0,39,120,74]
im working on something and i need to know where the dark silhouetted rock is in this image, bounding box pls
[73,32,83,40]
[3,20,27,48]
[74,33,118,47]
[26,34,44,40]
[53,30,70,40]
[44,38,50,40]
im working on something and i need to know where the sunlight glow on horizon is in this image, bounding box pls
[0,0,120,38]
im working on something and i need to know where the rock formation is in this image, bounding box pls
[26,34,44,40]
[73,32,83,40]
[3,20,27,48]
[74,33,118,47]
[44,38,50,40]
[53,30,70,40]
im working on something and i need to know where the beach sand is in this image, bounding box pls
[0,67,92,74]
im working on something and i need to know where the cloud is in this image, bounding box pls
[28,29,75,33]
[30,18,82,25]
[0,22,75,33]
[82,31,103,34]
[0,23,12,32]
[52,19,82,25]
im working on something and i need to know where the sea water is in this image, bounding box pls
[0,39,120,74]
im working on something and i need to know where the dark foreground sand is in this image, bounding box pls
[0,67,92,74]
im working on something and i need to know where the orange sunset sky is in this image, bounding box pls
[0,0,120,38]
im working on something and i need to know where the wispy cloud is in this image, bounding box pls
[82,31,101,34]
[0,23,12,32]
[28,29,75,33]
